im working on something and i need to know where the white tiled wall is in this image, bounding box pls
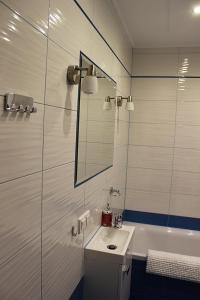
[0,0,132,299]
[126,48,200,220]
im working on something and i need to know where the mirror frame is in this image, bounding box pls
[74,51,117,187]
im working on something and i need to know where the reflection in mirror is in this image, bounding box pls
[75,53,116,186]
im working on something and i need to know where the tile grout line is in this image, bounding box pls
[43,161,75,172]
[125,187,200,198]
[0,170,43,186]
[124,47,134,213]
[131,75,200,78]
[0,161,76,186]
[130,120,200,126]
[126,187,170,195]
[0,158,118,188]
[167,53,182,226]
[38,103,78,112]
[40,3,50,298]
[0,234,42,268]
[47,36,79,61]
[128,144,200,151]
[127,165,200,174]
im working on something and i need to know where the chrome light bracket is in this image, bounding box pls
[67,65,81,85]
[4,93,37,114]
[67,65,95,85]
[116,96,123,107]
[105,96,116,103]
[116,96,132,107]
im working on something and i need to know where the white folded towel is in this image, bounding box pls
[146,249,200,283]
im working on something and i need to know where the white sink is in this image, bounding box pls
[85,224,135,256]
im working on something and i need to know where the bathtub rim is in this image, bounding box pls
[125,221,200,260]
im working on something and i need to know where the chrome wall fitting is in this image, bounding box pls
[67,65,82,85]
[67,64,98,94]
[67,65,95,85]
[106,96,116,102]
[71,226,78,237]
[4,93,37,114]
[109,186,121,196]
[116,96,132,107]
[116,95,134,111]
[116,96,123,107]
[114,214,123,228]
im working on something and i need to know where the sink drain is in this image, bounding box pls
[107,244,117,250]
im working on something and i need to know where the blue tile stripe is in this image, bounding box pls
[123,210,168,226]
[168,215,200,231]
[123,210,200,231]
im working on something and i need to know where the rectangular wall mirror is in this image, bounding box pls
[75,53,116,186]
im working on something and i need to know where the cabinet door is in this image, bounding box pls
[118,254,132,300]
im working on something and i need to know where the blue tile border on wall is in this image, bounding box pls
[123,210,200,231]
[168,215,200,231]
[123,210,168,226]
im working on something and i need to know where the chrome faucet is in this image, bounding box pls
[114,214,123,228]
[109,187,121,196]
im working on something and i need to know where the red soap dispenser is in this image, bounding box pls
[101,203,112,227]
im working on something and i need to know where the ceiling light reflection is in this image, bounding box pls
[12,13,21,21]
[8,24,17,32]
[49,9,63,27]
[193,6,200,14]
[1,36,11,42]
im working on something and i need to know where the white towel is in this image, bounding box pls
[146,249,200,283]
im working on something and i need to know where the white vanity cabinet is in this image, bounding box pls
[83,225,135,300]
[118,253,132,300]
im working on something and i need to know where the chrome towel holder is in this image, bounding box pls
[4,93,37,114]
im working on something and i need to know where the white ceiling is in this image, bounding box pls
[112,0,200,48]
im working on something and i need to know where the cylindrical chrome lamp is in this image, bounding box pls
[103,96,113,110]
[81,65,98,94]
[126,96,134,111]
[67,64,98,95]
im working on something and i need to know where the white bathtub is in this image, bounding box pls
[125,222,200,260]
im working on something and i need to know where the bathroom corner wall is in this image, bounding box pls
[0,0,132,299]
[126,48,200,222]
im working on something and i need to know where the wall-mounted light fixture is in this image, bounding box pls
[126,96,134,111]
[103,96,115,110]
[67,64,98,94]
[116,96,134,111]
[103,95,134,111]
